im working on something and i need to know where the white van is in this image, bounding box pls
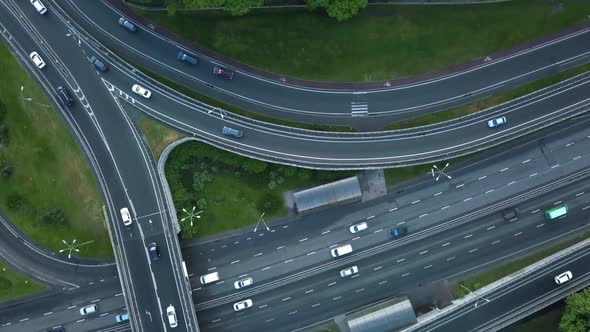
[331,244,353,258]
[200,272,220,285]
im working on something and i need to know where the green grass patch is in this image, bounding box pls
[133,0,590,82]
[165,140,356,238]
[453,231,590,298]
[313,322,341,332]
[122,54,355,132]
[381,64,590,130]
[511,303,565,332]
[137,116,186,160]
[0,44,112,258]
[0,263,45,302]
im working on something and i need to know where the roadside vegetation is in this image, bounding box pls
[453,232,590,298]
[164,140,355,239]
[0,44,112,258]
[132,0,590,82]
[0,263,45,302]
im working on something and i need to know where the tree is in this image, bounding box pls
[306,0,367,21]
[560,288,590,332]
[39,208,67,226]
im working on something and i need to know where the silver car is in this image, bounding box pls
[487,116,507,128]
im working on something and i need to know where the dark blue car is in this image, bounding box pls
[389,227,407,238]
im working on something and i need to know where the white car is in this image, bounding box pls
[340,266,359,277]
[487,116,507,128]
[29,52,46,69]
[554,271,573,285]
[349,222,367,234]
[166,305,177,328]
[79,304,98,316]
[30,0,47,14]
[132,84,151,99]
[233,299,253,312]
[234,277,253,289]
[120,207,132,226]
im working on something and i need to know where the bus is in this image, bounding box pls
[545,204,568,220]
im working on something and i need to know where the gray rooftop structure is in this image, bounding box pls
[346,297,417,332]
[293,176,361,213]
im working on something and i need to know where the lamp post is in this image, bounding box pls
[58,239,94,259]
[431,162,452,181]
[19,85,50,108]
[459,284,490,308]
[254,212,269,233]
[181,206,202,227]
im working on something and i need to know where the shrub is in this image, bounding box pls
[39,208,67,226]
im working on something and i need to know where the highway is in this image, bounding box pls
[1,1,590,331]
[0,1,196,331]
[413,240,590,332]
[67,0,590,128]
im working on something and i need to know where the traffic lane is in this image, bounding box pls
[0,280,126,332]
[187,149,590,296]
[195,183,590,328]
[422,250,590,332]
[132,73,590,167]
[70,0,590,117]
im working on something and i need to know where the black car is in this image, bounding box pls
[56,86,73,107]
[502,207,519,221]
[213,66,234,80]
[389,227,408,238]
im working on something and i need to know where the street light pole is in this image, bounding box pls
[431,162,452,181]
[459,284,490,308]
[58,239,94,259]
[253,212,269,232]
[181,206,202,227]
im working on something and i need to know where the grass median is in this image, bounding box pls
[0,263,45,302]
[132,0,590,82]
[0,44,112,258]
